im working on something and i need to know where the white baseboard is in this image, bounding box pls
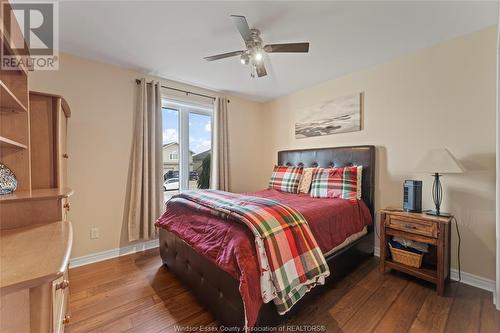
[373,246,496,294]
[449,269,496,293]
[69,239,159,268]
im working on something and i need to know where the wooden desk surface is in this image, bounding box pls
[0,221,72,294]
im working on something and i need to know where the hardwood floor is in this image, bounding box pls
[66,248,499,333]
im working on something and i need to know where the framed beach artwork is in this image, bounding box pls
[295,92,363,139]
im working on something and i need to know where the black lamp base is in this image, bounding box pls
[430,173,446,217]
[425,210,452,217]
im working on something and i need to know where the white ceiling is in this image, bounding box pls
[59,1,498,102]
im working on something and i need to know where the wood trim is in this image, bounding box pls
[379,209,451,224]
[61,98,71,117]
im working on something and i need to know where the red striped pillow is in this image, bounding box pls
[268,166,304,193]
[310,166,360,200]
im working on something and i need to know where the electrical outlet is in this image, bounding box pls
[90,227,99,239]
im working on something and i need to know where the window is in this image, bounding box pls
[189,112,212,190]
[162,100,212,201]
[169,151,178,160]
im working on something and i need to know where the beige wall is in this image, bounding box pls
[29,53,265,258]
[261,26,497,280]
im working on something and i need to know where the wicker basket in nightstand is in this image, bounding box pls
[389,244,423,268]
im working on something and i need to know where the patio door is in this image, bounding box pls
[161,99,213,201]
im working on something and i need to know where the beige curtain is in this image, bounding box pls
[211,97,230,191]
[127,79,163,242]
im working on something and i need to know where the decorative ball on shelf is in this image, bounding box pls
[0,163,17,195]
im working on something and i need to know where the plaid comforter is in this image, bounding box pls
[169,190,330,316]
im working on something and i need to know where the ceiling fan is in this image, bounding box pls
[204,15,310,78]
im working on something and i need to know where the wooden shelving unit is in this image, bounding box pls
[1,2,74,331]
[0,1,72,222]
[1,91,72,229]
[0,80,28,113]
[0,135,28,149]
[1,11,30,190]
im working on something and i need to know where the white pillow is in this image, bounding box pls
[356,165,363,200]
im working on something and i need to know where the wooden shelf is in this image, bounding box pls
[0,80,27,112]
[0,221,72,293]
[385,259,437,283]
[0,135,27,149]
[0,187,74,202]
[1,29,29,75]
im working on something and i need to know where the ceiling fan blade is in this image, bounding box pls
[204,50,244,62]
[255,62,267,78]
[264,43,310,53]
[231,15,252,42]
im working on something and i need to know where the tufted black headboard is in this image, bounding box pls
[278,145,376,219]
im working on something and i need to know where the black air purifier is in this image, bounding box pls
[403,180,422,213]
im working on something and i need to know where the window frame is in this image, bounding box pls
[162,98,213,193]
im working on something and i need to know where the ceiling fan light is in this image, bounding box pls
[254,51,263,62]
[240,53,249,65]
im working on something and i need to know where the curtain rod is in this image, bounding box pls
[135,79,229,103]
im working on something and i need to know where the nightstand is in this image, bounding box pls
[379,210,452,295]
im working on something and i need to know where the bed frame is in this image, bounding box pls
[159,145,376,327]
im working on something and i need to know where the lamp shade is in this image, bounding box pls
[415,148,465,174]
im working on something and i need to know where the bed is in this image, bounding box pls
[157,145,375,327]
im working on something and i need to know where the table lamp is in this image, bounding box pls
[415,148,465,217]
